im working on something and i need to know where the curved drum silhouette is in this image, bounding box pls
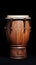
[5,15,31,59]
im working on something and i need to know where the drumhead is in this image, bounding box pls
[5,15,31,19]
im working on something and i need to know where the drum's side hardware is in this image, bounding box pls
[23,18,26,33]
[9,18,13,33]
[4,19,13,33]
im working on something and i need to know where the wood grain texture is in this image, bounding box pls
[5,20,31,46]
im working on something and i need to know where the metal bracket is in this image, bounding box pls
[23,18,26,33]
[9,18,13,33]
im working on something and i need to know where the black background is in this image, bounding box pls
[0,1,36,65]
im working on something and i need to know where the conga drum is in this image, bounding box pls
[5,15,31,59]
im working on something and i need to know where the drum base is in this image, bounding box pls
[10,46,27,59]
[10,56,27,59]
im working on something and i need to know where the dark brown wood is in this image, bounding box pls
[5,20,31,59]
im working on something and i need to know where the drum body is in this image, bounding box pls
[5,15,31,59]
